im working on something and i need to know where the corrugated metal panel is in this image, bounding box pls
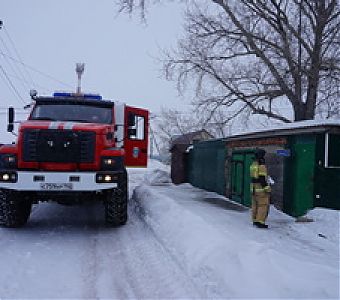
[186,139,227,196]
[283,135,316,217]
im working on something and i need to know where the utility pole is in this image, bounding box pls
[150,127,154,158]
[149,125,160,157]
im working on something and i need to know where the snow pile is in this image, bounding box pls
[143,168,172,185]
[132,170,339,299]
[304,208,340,244]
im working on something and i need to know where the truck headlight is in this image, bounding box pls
[103,158,115,165]
[96,172,119,183]
[104,175,112,182]
[100,156,122,171]
[0,171,17,183]
[0,154,17,169]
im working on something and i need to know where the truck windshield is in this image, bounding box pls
[30,103,112,124]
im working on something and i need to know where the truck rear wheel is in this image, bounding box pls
[0,190,32,228]
[105,171,128,226]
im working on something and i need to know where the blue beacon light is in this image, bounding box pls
[53,92,102,100]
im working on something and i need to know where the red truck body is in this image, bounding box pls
[0,92,149,227]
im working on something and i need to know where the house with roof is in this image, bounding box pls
[184,120,340,217]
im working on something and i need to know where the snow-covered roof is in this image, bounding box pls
[170,130,214,150]
[229,119,340,141]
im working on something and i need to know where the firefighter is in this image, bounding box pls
[250,149,271,228]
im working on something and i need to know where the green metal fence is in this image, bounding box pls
[186,139,227,196]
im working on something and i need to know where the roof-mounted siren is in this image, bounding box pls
[76,63,85,95]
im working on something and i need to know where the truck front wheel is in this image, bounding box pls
[105,171,128,226]
[0,190,32,228]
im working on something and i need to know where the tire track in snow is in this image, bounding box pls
[80,204,100,299]
[0,165,204,299]
[101,205,202,299]
[86,203,203,299]
[131,192,220,298]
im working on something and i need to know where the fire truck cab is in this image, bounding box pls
[0,92,148,227]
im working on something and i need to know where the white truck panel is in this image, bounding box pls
[0,171,117,191]
[114,102,125,148]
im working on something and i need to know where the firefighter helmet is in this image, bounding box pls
[254,148,266,159]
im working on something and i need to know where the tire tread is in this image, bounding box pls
[0,190,32,228]
[105,170,128,226]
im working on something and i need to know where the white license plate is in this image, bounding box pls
[40,183,73,190]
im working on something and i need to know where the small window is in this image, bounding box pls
[326,133,340,168]
[128,115,145,140]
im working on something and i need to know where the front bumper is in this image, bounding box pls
[0,171,118,191]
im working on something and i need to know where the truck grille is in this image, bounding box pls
[23,129,95,163]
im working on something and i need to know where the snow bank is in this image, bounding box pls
[131,159,172,186]
[304,208,340,244]
[143,168,172,185]
[132,173,339,299]
[233,118,340,137]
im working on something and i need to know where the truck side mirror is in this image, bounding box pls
[128,113,136,127]
[7,107,14,132]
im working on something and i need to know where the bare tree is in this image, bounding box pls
[117,0,340,122]
[154,108,197,145]
[151,106,232,157]
[152,107,206,152]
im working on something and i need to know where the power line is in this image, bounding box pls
[3,26,36,88]
[0,65,26,104]
[0,22,70,96]
[5,71,51,94]
[0,111,28,115]
[0,106,27,110]
[0,36,29,92]
[0,51,73,89]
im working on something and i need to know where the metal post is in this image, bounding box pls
[150,128,154,158]
[75,63,85,94]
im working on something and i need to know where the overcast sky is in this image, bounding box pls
[1,0,191,114]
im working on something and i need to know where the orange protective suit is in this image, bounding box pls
[250,161,271,225]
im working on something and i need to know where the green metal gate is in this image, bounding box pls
[186,139,227,196]
[230,151,254,207]
[284,135,316,217]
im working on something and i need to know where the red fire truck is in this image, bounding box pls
[0,91,149,227]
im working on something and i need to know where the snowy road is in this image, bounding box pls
[0,161,339,299]
[0,174,202,298]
